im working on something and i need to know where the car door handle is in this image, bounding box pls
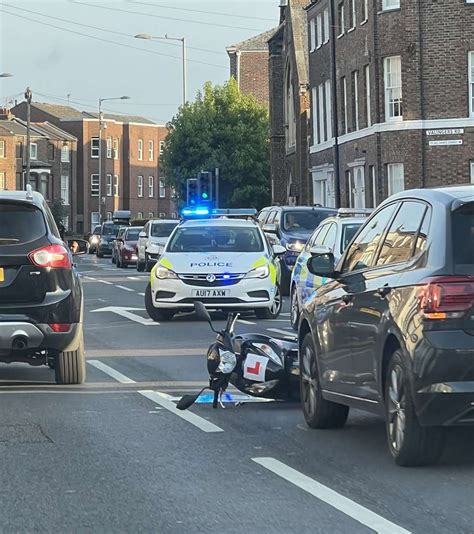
[377,286,392,298]
[342,294,353,304]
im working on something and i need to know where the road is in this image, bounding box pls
[1,254,474,533]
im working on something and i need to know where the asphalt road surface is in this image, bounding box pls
[1,254,474,533]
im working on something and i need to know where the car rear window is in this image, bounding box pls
[452,203,474,273]
[125,228,142,240]
[0,202,47,244]
[282,210,336,233]
[151,222,178,238]
[102,224,121,236]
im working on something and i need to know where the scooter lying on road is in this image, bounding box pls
[177,302,299,411]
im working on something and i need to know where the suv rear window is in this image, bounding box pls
[282,210,335,232]
[0,202,47,244]
[452,203,474,273]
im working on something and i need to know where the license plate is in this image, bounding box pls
[0,268,4,282]
[192,289,229,298]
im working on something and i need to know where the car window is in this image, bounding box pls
[376,202,428,266]
[257,209,269,224]
[168,226,264,253]
[282,210,334,233]
[452,202,474,273]
[313,224,330,246]
[322,223,337,251]
[415,209,431,255]
[341,223,363,254]
[0,202,47,244]
[151,222,178,238]
[143,222,149,236]
[125,228,142,241]
[102,224,120,236]
[341,203,398,274]
[266,210,278,224]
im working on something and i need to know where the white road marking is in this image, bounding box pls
[253,458,411,534]
[90,306,159,326]
[238,319,256,325]
[99,280,113,285]
[266,328,297,338]
[88,360,136,384]
[127,276,141,281]
[138,390,224,433]
[85,276,97,281]
[138,293,145,297]
[116,285,134,292]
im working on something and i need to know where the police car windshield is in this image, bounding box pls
[282,210,334,233]
[168,226,264,253]
[151,222,178,238]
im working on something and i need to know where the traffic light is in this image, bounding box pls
[199,171,212,201]
[186,178,198,205]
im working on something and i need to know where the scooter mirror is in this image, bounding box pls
[194,301,218,332]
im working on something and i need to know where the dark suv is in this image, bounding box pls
[0,189,85,384]
[299,186,474,466]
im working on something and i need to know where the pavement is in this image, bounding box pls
[1,253,474,533]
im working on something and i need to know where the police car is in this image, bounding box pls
[144,209,286,321]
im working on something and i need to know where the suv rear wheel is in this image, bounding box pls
[54,336,86,385]
[300,333,349,429]
[290,286,299,331]
[145,283,174,321]
[385,350,445,466]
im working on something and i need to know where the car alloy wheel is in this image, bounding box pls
[301,343,318,418]
[270,285,282,316]
[290,288,299,330]
[387,365,406,453]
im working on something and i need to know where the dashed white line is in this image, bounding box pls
[127,276,141,281]
[85,276,97,281]
[238,319,256,325]
[252,458,411,534]
[138,293,145,297]
[266,328,297,338]
[99,280,113,285]
[88,360,136,384]
[116,285,135,292]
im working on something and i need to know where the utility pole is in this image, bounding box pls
[215,168,220,208]
[182,37,187,105]
[98,99,104,224]
[24,87,32,189]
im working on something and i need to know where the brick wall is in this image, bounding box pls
[238,51,271,108]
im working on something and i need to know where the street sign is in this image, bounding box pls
[429,140,463,146]
[426,128,464,136]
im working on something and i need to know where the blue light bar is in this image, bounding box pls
[181,206,210,218]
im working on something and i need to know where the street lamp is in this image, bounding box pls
[98,95,130,224]
[0,73,13,78]
[134,33,187,105]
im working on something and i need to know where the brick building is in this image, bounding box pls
[13,102,174,233]
[0,109,78,230]
[268,0,311,206]
[227,28,277,108]
[307,0,474,209]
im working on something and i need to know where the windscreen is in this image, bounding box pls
[125,228,142,241]
[151,222,178,238]
[452,203,474,273]
[282,210,335,233]
[341,223,363,252]
[102,224,120,236]
[168,226,264,253]
[0,202,47,244]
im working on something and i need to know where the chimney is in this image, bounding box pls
[0,108,14,121]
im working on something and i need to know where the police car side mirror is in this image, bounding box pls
[139,231,147,239]
[272,244,286,256]
[263,223,278,234]
[307,249,337,278]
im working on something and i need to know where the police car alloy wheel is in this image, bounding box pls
[290,287,299,331]
[255,284,282,320]
[145,283,175,322]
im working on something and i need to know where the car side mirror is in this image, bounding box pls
[263,223,278,234]
[139,231,147,238]
[67,239,89,256]
[307,250,337,278]
[272,244,286,256]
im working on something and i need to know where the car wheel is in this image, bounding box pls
[290,286,299,331]
[97,250,103,259]
[54,336,86,385]
[116,255,121,268]
[145,283,174,322]
[300,333,349,429]
[255,285,282,319]
[385,350,445,466]
[145,253,152,272]
[137,260,145,272]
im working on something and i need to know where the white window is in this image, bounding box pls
[310,18,316,52]
[159,180,166,198]
[106,174,112,196]
[60,175,69,205]
[384,56,403,120]
[470,161,474,184]
[148,140,154,161]
[138,139,143,160]
[106,137,112,158]
[91,212,100,229]
[0,172,5,189]
[148,212,154,219]
[91,174,99,196]
[338,3,345,37]
[387,163,404,195]
[91,138,99,158]
[353,70,359,131]
[342,76,348,134]
[148,175,154,197]
[106,212,112,221]
[312,87,319,145]
[114,175,119,197]
[370,166,377,207]
[113,139,119,160]
[383,0,400,10]
[349,0,356,29]
[159,140,165,155]
[138,175,143,197]
[318,83,325,142]
[61,144,70,162]
[138,211,143,220]
[285,67,296,149]
[325,80,332,139]
[362,0,369,21]
[317,14,323,47]
[30,143,38,160]
[365,65,372,127]
[469,52,474,117]
[312,169,335,207]
[0,140,6,158]
[323,9,330,43]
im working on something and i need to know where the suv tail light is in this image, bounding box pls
[418,276,474,320]
[29,244,72,269]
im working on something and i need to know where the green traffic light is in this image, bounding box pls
[201,192,209,199]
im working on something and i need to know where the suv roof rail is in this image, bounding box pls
[336,208,373,217]
[25,184,34,201]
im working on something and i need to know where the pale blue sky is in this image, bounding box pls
[0,0,278,124]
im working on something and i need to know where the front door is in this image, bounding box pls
[353,166,366,208]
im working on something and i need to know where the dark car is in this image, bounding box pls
[0,188,86,384]
[111,227,127,265]
[115,226,143,268]
[258,206,337,291]
[298,186,474,466]
[97,221,128,258]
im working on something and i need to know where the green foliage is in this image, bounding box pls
[50,199,68,229]
[160,78,271,209]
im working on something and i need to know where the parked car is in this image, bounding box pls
[290,209,371,329]
[0,187,87,384]
[298,186,474,466]
[258,205,337,292]
[137,219,179,272]
[97,220,129,258]
[116,226,143,268]
[88,225,101,254]
[111,227,127,265]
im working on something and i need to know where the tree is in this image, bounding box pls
[160,79,271,209]
[50,199,68,231]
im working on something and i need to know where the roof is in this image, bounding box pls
[227,28,278,52]
[180,218,257,228]
[31,121,77,142]
[150,219,179,224]
[82,111,156,125]
[266,205,337,212]
[0,120,30,137]
[0,189,45,206]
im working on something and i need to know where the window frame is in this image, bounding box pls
[353,70,359,131]
[365,65,372,127]
[384,56,403,120]
[361,0,369,22]
[338,3,345,37]
[0,171,5,190]
[469,51,474,118]
[113,138,119,160]
[349,0,356,29]
[91,173,99,196]
[106,137,112,158]
[148,175,154,198]
[159,179,166,198]
[61,144,70,163]
[323,9,330,44]
[316,13,323,48]
[148,140,154,161]
[341,76,348,134]
[138,175,144,198]
[91,137,99,158]
[30,142,38,160]
[106,173,113,197]
[159,140,165,155]
[382,0,400,11]
[60,175,70,205]
[310,18,316,52]
[113,175,119,197]
[138,139,143,161]
[312,87,319,146]
[0,139,5,158]
[318,83,326,142]
[325,80,332,139]
[387,163,405,196]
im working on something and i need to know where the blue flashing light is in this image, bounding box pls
[181,206,210,218]
[222,274,231,280]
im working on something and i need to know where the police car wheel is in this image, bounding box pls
[137,260,145,272]
[290,286,299,331]
[145,284,174,322]
[255,285,282,320]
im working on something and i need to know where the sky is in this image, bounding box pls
[0,0,278,125]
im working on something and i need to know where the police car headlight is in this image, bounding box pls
[286,241,304,252]
[155,266,178,280]
[245,264,270,279]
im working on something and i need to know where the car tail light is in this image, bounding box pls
[49,323,71,333]
[29,244,72,269]
[418,276,474,320]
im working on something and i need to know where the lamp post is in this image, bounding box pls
[0,73,13,78]
[134,33,187,105]
[24,87,32,190]
[98,96,130,224]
